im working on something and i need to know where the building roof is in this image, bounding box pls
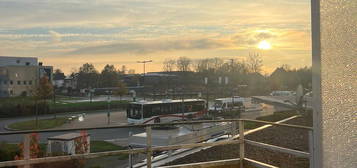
[0,56,38,67]
[48,133,89,141]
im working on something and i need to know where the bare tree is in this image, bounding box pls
[247,53,263,73]
[194,59,209,72]
[163,59,176,72]
[176,57,192,72]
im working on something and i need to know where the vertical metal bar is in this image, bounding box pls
[168,135,173,158]
[23,134,31,168]
[308,130,314,168]
[239,120,245,168]
[311,0,322,167]
[231,121,237,137]
[128,132,133,168]
[146,126,152,168]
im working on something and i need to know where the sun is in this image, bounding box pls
[257,40,272,50]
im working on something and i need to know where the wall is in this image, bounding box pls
[0,56,38,67]
[312,0,357,167]
[0,66,38,97]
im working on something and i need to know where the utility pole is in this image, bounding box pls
[228,59,235,115]
[204,77,209,111]
[137,60,152,100]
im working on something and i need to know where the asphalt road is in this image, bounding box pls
[0,96,298,143]
[0,110,143,143]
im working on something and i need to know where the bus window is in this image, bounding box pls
[143,105,153,118]
[128,104,142,119]
[192,102,205,111]
[234,101,243,107]
[152,105,161,117]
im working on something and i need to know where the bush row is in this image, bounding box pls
[0,99,128,118]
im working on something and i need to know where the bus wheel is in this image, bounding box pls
[154,117,161,123]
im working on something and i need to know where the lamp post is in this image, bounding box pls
[204,77,209,110]
[137,60,152,100]
[106,90,112,125]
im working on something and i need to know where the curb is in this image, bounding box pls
[3,124,20,131]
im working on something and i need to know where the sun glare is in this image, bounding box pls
[258,40,272,50]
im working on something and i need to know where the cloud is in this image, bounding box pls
[67,38,231,55]
[232,31,276,46]
[48,30,61,42]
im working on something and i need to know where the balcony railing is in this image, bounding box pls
[0,118,313,168]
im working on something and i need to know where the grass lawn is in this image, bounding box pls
[8,117,67,130]
[90,141,126,153]
[244,110,300,129]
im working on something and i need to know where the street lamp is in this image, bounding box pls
[106,90,112,125]
[137,60,153,100]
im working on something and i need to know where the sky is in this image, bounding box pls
[0,0,311,75]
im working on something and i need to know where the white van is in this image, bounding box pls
[209,96,245,113]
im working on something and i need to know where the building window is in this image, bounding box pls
[10,90,13,95]
[17,81,21,85]
[10,80,13,85]
[29,80,32,85]
[23,81,27,85]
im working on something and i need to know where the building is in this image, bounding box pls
[47,133,90,155]
[0,56,38,67]
[53,72,65,88]
[0,56,53,97]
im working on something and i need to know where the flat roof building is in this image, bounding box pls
[0,56,52,97]
[0,56,38,67]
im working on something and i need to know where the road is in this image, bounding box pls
[0,96,298,143]
[0,110,143,143]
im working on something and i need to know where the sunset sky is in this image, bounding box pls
[0,0,311,74]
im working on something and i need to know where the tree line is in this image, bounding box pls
[54,54,311,97]
[161,55,311,96]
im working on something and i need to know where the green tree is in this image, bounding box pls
[35,76,54,100]
[114,81,128,100]
[34,76,54,128]
[77,63,99,89]
[100,64,120,88]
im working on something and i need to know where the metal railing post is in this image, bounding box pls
[168,135,173,158]
[308,130,314,168]
[146,126,152,168]
[23,134,31,168]
[239,120,245,168]
[128,131,133,168]
[231,121,237,137]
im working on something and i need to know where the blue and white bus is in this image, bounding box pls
[127,99,206,124]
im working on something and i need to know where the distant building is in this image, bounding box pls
[53,72,66,88]
[0,56,53,97]
[0,56,38,67]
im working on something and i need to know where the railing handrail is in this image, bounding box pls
[0,117,314,168]
[0,118,312,135]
